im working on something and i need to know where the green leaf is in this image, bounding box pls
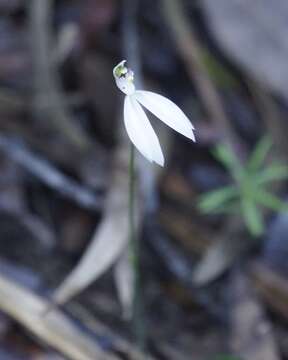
[212,356,242,360]
[212,144,237,169]
[255,163,288,184]
[254,190,288,211]
[206,202,239,214]
[241,198,264,236]
[212,144,243,180]
[198,186,238,213]
[247,136,272,171]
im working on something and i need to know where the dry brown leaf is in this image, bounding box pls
[193,234,246,285]
[193,219,248,285]
[53,145,132,305]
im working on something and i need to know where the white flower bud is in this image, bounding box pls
[113,60,135,95]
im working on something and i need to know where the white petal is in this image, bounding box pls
[134,90,195,141]
[115,76,135,95]
[124,95,164,166]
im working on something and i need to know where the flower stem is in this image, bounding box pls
[129,144,137,273]
[128,144,145,349]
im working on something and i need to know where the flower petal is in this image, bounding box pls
[134,90,195,141]
[124,95,164,166]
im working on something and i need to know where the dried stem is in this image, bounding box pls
[162,0,240,151]
[247,79,288,161]
[0,135,103,210]
[29,0,91,150]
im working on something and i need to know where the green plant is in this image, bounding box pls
[198,136,288,236]
[211,355,242,360]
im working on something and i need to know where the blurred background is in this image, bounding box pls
[0,0,287,359]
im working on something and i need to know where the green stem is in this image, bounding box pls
[128,144,145,349]
[129,144,136,265]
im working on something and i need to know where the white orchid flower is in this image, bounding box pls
[113,60,195,166]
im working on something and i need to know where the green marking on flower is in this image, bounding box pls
[113,60,134,82]
[113,60,135,95]
[113,60,128,79]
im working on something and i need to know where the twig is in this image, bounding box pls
[0,135,103,211]
[68,302,153,360]
[28,0,91,150]
[0,272,118,360]
[162,0,240,151]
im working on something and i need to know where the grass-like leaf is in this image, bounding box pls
[213,356,242,360]
[212,144,243,180]
[198,186,238,213]
[254,190,288,211]
[247,135,272,171]
[255,163,288,184]
[241,198,264,236]
[205,202,239,214]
